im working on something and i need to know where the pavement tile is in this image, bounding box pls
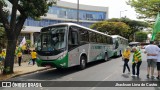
[0,62,49,80]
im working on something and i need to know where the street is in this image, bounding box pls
[0,51,160,90]
[0,0,160,90]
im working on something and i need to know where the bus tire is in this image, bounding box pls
[79,56,87,70]
[104,53,108,61]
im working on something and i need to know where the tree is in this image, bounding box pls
[155,32,160,41]
[90,21,130,39]
[127,0,160,19]
[135,31,147,42]
[0,0,57,74]
[107,18,149,41]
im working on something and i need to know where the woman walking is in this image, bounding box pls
[122,46,131,74]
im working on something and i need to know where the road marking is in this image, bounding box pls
[102,71,118,81]
[90,71,118,90]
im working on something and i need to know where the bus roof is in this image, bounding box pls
[44,23,111,37]
[111,35,128,40]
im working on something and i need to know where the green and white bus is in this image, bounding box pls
[111,35,128,57]
[36,23,114,69]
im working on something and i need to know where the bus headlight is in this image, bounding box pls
[57,54,66,60]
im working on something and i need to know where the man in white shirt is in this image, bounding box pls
[145,41,159,79]
[156,47,160,80]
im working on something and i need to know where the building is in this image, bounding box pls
[8,1,109,45]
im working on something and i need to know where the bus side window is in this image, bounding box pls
[79,28,89,44]
[115,39,119,49]
[71,31,78,45]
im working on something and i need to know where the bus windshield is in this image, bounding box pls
[37,25,67,55]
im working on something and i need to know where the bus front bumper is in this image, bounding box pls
[36,54,68,68]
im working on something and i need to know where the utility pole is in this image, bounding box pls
[77,0,79,23]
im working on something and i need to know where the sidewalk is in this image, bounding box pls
[0,62,50,80]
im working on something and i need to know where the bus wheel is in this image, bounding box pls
[104,53,108,61]
[79,56,86,70]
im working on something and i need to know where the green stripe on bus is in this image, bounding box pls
[36,53,68,68]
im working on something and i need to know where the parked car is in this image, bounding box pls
[129,42,140,52]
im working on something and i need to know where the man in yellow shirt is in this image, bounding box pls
[2,49,6,59]
[31,50,37,65]
[122,46,131,74]
[0,49,6,61]
[17,51,22,66]
[22,44,27,54]
[132,47,142,77]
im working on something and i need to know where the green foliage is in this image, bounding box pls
[107,18,149,41]
[135,31,147,42]
[91,18,149,41]
[19,0,56,19]
[0,27,7,49]
[155,32,160,41]
[90,21,130,39]
[0,27,4,37]
[127,0,160,19]
[107,18,149,31]
[4,66,10,73]
[26,40,31,46]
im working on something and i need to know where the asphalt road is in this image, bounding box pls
[0,50,160,90]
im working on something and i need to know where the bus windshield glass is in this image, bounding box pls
[37,25,67,55]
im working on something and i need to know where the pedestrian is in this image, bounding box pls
[132,47,142,77]
[1,49,6,60]
[26,43,30,54]
[31,50,37,65]
[156,46,160,80]
[122,46,131,74]
[17,50,22,66]
[144,41,159,79]
[0,50,2,61]
[22,44,27,54]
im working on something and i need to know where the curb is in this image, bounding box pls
[1,67,52,81]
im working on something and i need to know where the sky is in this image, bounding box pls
[61,0,138,20]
